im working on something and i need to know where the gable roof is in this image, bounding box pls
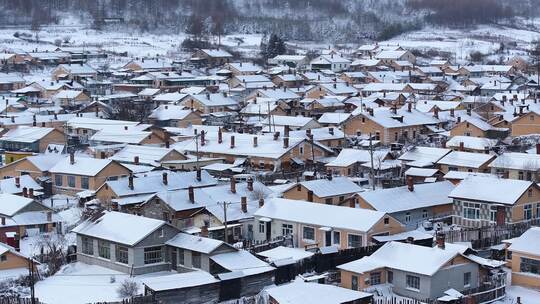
[298,176,363,197]
[0,126,57,143]
[166,233,234,254]
[449,175,533,205]
[437,151,494,168]
[0,194,34,217]
[49,155,126,176]
[72,211,167,246]
[508,227,540,255]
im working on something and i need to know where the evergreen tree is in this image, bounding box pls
[265,33,286,59]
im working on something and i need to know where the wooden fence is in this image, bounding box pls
[91,295,156,304]
[0,298,43,304]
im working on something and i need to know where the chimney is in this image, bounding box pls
[134,156,139,165]
[450,108,455,117]
[253,136,258,147]
[406,236,414,244]
[368,108,374,116]
[196,169,202,181]
[100,151,106,159]
[536,143,540,155]
[247,177,254,191]
[124,126,128,130]
[230,136,235,148]
[22,187,28,197]
[29,188,34,198]
[459,141,464,151]
[307,190,314,202]
[241,196,247,213]
[218,128,223,144]
[326,170,333,181]
[329,127,334,135]
[259,198,265,208]
[273,132,280,141]
[407,176,414,192]
[188,186,195,203]
[284,125,290,138]
[306,129,311,137]
[407,102,412,112]
[436,231,446,249]
[457,116,462,123]
[200,130,205,146]
[54,113,58,120]
[283,137,289,148]
[10,116,14,123]
[466,108,471,116]
[433,107,439,119]
[201,224,209,237]
[162,172,168,185]
[46,211,52,222]
[484,146,490,154]
[111,202,119,211]
[1,217,5,226]
[69,152,75,165]
[128,173,134,190]
[230,177,236,193]
[165,141,170,148]
[15,177,20,188]
[349,199,355,208]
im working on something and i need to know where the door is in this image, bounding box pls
[496,206,506,226]
[266,222,271,241]
[171,248,177,271]
[325,230,332,246]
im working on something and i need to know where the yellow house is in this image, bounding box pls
[507,227,540,288]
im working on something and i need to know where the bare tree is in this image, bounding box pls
[117,279,139,298]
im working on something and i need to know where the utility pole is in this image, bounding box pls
[219,201,231,243]
[194,130,200,171]
[28,258,35,304]
[369,132,375,190]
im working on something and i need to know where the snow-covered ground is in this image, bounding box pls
[35,262,176,304]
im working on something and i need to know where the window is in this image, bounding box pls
[370,272,381,285]
[387,270,393,284]
[303,226,315,241]
[325,198,333,205]
[333,231,341,245]
[361,117,365,123]
[463,202,481,220]
[282,224,293,236]
[519,171,524,180]
[448,166,458,171]
[98,240,110,259]
[383,217,389,225]
[406,275,420,290]
[0,255,6,262]
[339,196,344,202]
[405,212,411,223]
[177,249,184,265]
[55,174,63,186]
[192,251,201,268]
[115,245,128,264]
[490,206,498,222]
[464,272,471,288]
[351,275,358,290]
[143,246,162,264]
[68,175,76,188]
[524,204,533,220]
[520,257,540,275]
[258,221,265,233]
[536,203,540,219]
[347,234,362,248]
[507,250,512,260]
[81,177,89,189]
[530,115,535,121]
[81,237,93,255]
[422,209,428,218]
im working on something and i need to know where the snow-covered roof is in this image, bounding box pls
[399,146,451,163]
[449,175,532,205]
[53,90,85,100]
[153,92,187,103]
[49,155,124,176]
[443,171,494,181]
[190,93,238,107]
[489,152,540,171]
[57,63,96,74]
[358,181,454,213]
[318,112,351,125]
[338,241,468,276]
[264,280,372,304]
[110,145,180,166]
[356,107,439,128]
[404,167,439,177]
[200,49,233,58]
[257,246,314,263]
[66,117,139,131]
[298,176,363,197]
[446,136,497,151]
[24,154,64,171]
[211,250,274,277]
[0,194,34,217]
[326,149,390,168]
[148,105,194,121]
[255,198,387,232]
[0,126,56,143]
[142,271,219,291]
[166,233,233,254]
[437,151,494,168]
[375,50,409,60]
[72,211,167,246]
[0,175,42,194]
[508,227,540,255]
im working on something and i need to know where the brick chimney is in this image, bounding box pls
[407,102,412,112]
[128,173,134,190]
[457,116,461,123]
[200,131,205,146]
[1,217,5,226]
[307,190,313,202]
[259,198,264,208]
[230,136,235,149]
[241,196,247,213]
[218,128,223,144]
[188,186,195,203]
[29,188,34,198]
[436,231,446,249]
[283,137,289,149]
[111,201,119,211]
[196,168,202,181]
[46,211,52,222]
[69,152,75,165]
[536,143,540,155]
[230,177,236,193]
[284,125,290,138]
[162,172,168,185]
[326,170,333,181]
[200,224,209,237]
[100,151,106,159]
[15,177,20,188]
[247,177,254,191]
[273,132,280,141]
[459,141,464,151]
[306,129,311,137]
[450,108,455,117]
[22,187,28,197]
[329,127,334,135]
[253,136,258,147]
[134,156,139,165]
[165,141,170,148]
[407,176,414,192]
[433,107,439,119]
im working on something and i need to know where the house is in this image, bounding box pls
[0,126,66,153]
[51,63,97,81]
[65,117,140,145]
[263,280,373,304]
[374,50,416,65]
[225,62,262,75]
[310,55,351,72]
[0,154,63,180]
[268,55,309,68]
[52,90,91,109]
[0,241,40,278]
[254,198,405,249]
[180,93,238,114]
[49,153,131,195]
[148,105,202,127]
[0,175,43,195]
[0,193,60,243]
[306,83,357,99]
[511,110,540,137]
[325,149,391,176]
[122,59,174,73]
[507,227,540,288]
[110,145,186,167]
[89,125,167,146]
[0,73,25,92]
[142,270,220,304]
[272,74,304,88]
[398,146,451,168]
[261,115,320,131]
[318,113,351,127]
[338,240,504,301]
[343,106,439,144]
[446,136,497,153]
[282,176,364,205]
[436,151,495,174]
[357,180,455,230]
[73,211,179,275]
[191,49,233,67]
[449,175,540,227]
[489,151,540,181]
[450,116,508,138]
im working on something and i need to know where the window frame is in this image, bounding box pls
[347,233,362,248]
[302,226,315,241]
[115,245,128,264]
[98,240,110,260]
[81,236,93,255]
[143,246,163,265]
[406,274,420,291]
[282,223,293,236]
[464,272,471,288]
[67,175,76,188]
